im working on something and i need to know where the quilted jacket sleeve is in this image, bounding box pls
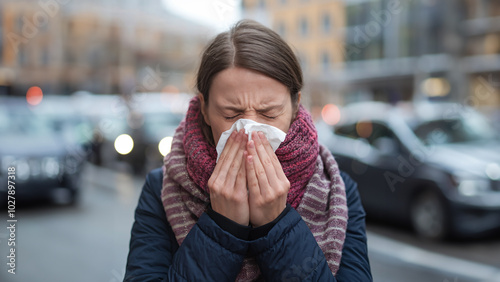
[335,171,373,281]
[124,168,247,281]
[249,171,372,282]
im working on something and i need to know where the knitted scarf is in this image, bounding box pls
[161,97,348,281]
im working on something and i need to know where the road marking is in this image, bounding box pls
[367,231,500,282]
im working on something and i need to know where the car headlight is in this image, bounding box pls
[42,157,60,179]
[16,159,30,182]
[1,156,15,172]
[29,159,41,177]
[457,179,491,196]
[114,134,134,155]
[485,163,500,181]
[158,136,173,157]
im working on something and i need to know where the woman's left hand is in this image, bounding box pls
[245,131,290,227]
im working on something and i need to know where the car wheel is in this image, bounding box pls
[410,190,449,240]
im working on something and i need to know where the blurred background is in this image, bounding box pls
[1,0,500,281]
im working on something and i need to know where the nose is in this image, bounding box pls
[239,112,264,124]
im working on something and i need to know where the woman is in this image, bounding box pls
[125,19,372,281]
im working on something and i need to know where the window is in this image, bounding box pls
[258,0,265,9]
[335,124,358,139]
[365,123,397,147]
[18,47,27,66]
[299,52,307,70]
[322,13,331,34]
[299,17,308,37]
[277,22,286,37]
[335,122,396,145]
[41,48,49,66]
[335,122,400,155]
[367,123,399,155]
[321,52,330,71]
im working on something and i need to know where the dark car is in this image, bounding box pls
[0,98,85,205]
[317,101,500,239]
[87,93,187,175]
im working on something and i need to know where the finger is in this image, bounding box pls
[257,131,286,181]
[224,130,247,188]
[217,130,238,165]
[209,130,238,191]
[252,132,279,188]
[217,129,245,182]
[247,136,269,196]
[235,151,247,194]
[212,130,238,178]
[245,149,260,198]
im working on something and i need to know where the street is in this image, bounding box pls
[1,163,500,282]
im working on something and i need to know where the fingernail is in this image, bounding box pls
[258,131,265,139]
[247,155,253,164]
[248,140,254,149]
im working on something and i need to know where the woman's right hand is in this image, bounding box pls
[208,129,250,226]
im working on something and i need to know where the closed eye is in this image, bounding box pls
[262,114,277,119]
[224,114,240,120]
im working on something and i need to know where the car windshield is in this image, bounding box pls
[143,112,183,137]
[0,107,54,136]
[412,114,497,145]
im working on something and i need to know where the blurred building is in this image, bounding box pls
[0,0,213,96]
[336,0,500,111]
[242,0,500,120]
[242,0,346,110]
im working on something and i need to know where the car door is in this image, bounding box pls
[334,121,404,218]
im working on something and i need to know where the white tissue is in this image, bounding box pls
[216,119,287,162]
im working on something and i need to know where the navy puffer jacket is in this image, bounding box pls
[124,168,372,281]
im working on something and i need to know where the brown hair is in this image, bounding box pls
[196,19,303,145]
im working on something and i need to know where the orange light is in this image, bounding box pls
[321,104,341,125]
[356,121,373,138]
[26,86,43,106]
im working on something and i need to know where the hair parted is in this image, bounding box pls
[196,19,303,104]
[195,19,303,145]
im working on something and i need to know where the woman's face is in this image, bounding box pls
[200,67,298,145]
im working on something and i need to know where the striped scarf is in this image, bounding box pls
[161,97,348,280]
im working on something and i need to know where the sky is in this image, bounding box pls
[162,0,242,32]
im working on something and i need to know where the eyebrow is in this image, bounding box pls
[221,104,283,113]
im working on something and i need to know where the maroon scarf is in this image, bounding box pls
[162,97,348,280]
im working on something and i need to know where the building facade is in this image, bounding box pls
[242,0,346,111]
[242,0,500,120]
[0,0,212,96]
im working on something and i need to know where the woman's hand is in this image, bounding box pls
[208,129,250,226]
[246,131,290,227]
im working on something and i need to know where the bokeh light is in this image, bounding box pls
[421,78,451,97]
[114,134,134,155]
[26,86,43,106]
[356,121,373,138]
[159,136,174,156]
[321,104,341,125]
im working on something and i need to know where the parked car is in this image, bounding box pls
[86,93,188,175]
[317,101,500,239]
[0,98,85,205]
